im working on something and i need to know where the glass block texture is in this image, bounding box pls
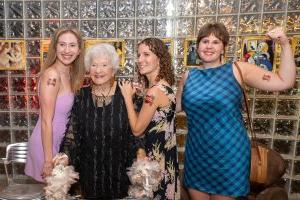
[0,0,299,197]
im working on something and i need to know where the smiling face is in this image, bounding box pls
[89,56,115,86]
[197,34,224,67]
[137,43,160,76]
[55,32,80,66]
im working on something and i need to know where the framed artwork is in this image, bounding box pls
[162,38,174,58]
[241,36,278,72]
[183,38,202,67]
[0,40,25,70]
[291,35,300,68]
[41,39,51,64]
[84,39,125,68]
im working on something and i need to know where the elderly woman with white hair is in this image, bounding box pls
[60,43,138,199]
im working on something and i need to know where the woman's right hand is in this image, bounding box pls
[119,80,136,100]
[132,81,144,97]
[266,27,289,46]
[41,161,53,179]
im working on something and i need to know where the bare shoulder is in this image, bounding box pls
[41,67,59,79]
[40,67,61,87]
[148,85,169,100]
[146,86,159,96]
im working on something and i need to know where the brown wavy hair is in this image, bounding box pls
[196,23,229,55]
[138,38,175,87]
[41,28,85,92]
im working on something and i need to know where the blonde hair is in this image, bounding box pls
[42,28,85,92]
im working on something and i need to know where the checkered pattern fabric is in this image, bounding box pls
[182,63,251,197]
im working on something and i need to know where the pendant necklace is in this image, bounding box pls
[92,84,112,107]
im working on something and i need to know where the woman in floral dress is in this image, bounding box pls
[119,38,180,200]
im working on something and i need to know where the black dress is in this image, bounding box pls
[60,85,139,199]
[143,84,180,200]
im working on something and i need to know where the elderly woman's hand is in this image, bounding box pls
[119,80,136,100]
[266,27,289,46]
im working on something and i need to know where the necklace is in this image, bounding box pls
[91,84,113,107]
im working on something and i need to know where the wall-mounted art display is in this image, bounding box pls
[0,40,25,70]
[40,39,51,64]
[241,36,278,72]
[85,39,125,68]
[183,38,202,67]
[162,38,174,58]
[291,35,300,69]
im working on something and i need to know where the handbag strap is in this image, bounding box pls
[234,62,259,148]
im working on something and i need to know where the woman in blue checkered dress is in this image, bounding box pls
[176,23,295,200]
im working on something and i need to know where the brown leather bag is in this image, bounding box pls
[234,62,286,187]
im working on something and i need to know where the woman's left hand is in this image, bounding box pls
[266,27,289,46]
[119,80,136,100]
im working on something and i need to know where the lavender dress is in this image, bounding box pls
[25,93,74,182]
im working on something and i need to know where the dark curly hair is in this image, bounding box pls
[137,38,175,87]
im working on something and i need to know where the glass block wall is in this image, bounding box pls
[0,0,299,198]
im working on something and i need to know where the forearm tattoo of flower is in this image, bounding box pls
[47,78,57,87]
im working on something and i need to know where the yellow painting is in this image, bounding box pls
[183,38,202,67]
[162,38,174,58]
[241,36,279,72]
[0,40,25,70]
[291,35,300,69]
[40,39,51,64]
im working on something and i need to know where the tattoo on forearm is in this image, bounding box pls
[262,74,271,81]
[144,94,155,106]
[47,78,57,87]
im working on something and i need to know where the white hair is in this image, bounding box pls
[84,43,120,73]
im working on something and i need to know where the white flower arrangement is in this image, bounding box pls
[44,153,79,200]
[127,148,162,199]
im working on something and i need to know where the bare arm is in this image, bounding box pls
[235,27,296,91]
[119,81,168,136]
[176,71,189,112]
[60,93,81,167]
[39,69,60,178]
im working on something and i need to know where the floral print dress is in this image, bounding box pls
[144,84,180,200]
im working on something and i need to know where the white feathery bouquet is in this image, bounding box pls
[44,153,79,200]
[127,148,162,199]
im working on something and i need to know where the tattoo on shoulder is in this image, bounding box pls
[262,74,271,81]
[47,78,57,87]
[144,94,155,106]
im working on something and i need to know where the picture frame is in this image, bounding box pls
[84,39,126,68]
[241,36,278,72]
[162,38,174,58]
[291,35,300,69]
[183,38,202,67]
[0,40,26,70]
[40,39,51,64]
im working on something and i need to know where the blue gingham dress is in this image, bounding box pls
[182,62,251,197]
